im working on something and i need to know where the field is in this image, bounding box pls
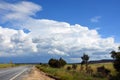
[73,63,115,75]
[89,63,116,75]
[0,63,22,68]
[36,63,116,80]
[0,64,15,68]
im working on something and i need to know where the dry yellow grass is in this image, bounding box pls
[65,62,116,75]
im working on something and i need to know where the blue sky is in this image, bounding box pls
[0,0,120,63]
[32,0,120,41]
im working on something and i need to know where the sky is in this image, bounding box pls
[0,0,120,63]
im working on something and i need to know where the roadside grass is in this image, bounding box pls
[89,63,116,75]
[36,63,114,80]
[66,63,115,75]
[0,63,16,68]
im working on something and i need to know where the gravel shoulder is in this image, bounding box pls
[22,67,55,80]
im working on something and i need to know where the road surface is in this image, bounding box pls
[0,66,32,80]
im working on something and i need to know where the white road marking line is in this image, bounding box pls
[9,68,28,80]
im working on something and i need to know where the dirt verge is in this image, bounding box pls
[22,67,55,80]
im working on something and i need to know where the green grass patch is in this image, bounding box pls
[0,63,17,68]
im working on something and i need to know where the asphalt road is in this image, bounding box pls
[0,66,32,80]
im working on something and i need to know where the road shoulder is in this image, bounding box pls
[22,67,55,80]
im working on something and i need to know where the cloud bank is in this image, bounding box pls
[0,1,119,62]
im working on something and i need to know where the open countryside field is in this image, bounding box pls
[36,62,115,80]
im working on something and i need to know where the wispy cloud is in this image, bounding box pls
[0,1,42,21]
[90,16,101,23]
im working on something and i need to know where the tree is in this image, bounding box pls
[110,47,120,80]
[119,46,120,50]
[113,52,120,72]
[81,53,89,72]
[110,48,120,72]
[110,50,117,59]
[48,58,60,68]
[59,57,67,67]
[48,58,66,68]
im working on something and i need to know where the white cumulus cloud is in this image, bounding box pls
[0,1,119,62]
[0,27,37,57]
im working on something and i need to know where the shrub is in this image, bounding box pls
[86,66,93,75]
[109,73,120,80]
[96,66,111,77]
[66,66,71,71]
[72,64,77,70]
